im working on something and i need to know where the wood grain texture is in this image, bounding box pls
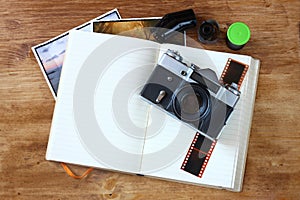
[0,0,299,199]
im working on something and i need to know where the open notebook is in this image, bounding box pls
[47,30,260,191]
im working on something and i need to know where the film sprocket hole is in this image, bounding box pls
[140,50,243,140]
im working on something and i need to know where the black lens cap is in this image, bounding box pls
[198,19,219,44]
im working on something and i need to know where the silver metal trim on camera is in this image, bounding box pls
[159,50,240,107]
[214,86,240,108]
[158,50,194,81]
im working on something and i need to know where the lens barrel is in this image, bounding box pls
[173,83,211,123]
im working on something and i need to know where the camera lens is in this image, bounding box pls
[173,83,211,123]
[181,93,203,115]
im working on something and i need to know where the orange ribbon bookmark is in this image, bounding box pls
[61,163,94,179]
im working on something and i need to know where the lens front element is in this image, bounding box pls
[173,83,211,123]
[181,93,203,115]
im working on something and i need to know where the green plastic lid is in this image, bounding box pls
[227,22,251,45]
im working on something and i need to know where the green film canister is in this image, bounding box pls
[226,22,251,50]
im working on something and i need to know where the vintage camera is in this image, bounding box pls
[140,50,241,139]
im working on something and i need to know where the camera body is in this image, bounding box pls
[140,50,241,139]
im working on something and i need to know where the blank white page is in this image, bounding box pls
[46,31,159,173]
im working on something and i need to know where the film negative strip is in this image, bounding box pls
[181,132,216,178]
[220,58,249,90]
[181,58,248,178]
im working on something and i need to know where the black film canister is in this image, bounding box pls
[198,19,219,44]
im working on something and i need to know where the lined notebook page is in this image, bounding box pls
[140,44,259,190]
[47,31,159,173]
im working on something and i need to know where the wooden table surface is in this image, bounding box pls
[1,0,299,199]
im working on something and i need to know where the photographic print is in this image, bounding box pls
[93,18,186,46]
[32,9,121,98]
